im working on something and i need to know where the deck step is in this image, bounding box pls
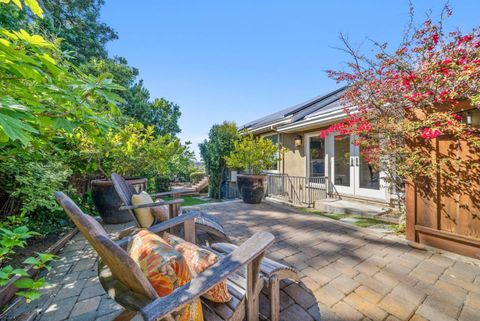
[314,199,390,217]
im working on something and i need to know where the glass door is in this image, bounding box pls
[330,134,355,195]
[353,144,385,198]
[329,134,386,199]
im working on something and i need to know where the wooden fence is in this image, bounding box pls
[406,102,480,259]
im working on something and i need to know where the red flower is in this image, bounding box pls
[421,127,442,139]
[453,114,463,121]
[458,35,474,45]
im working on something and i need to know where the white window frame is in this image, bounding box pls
[304,132,327,189]
[261,133,280,173]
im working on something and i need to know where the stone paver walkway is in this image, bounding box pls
[8,200,480,321]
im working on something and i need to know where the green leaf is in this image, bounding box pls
[1,265,13,274]
[23,0,43,18]
[0,112,38,145]
[14,277,34,289]
[11,269,30,277]
[13,226,29,234]
[19,290,42,302]
[12,0,22,9]
[23,257,40,266]
[36,252,57,262]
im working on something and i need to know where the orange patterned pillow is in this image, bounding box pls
[163,232,231,303]
[151,199,170,222]
[128,230,204,321]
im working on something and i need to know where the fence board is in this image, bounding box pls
[406,106,480,258]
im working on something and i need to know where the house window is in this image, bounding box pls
[309,137,325,177]
[459,108,480,126]
[264,134,279,170]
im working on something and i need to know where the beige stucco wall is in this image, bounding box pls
[256,126,328,177]
[280,133,306,177]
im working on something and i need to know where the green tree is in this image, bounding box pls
[0,2,27,30]
[199,122,239,199]
[36,0,118,65]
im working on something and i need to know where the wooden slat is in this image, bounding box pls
[415,225,480,246]
[116,211,200,248]
[212,243,299,281]
[246,254,263,321]
[119,199,184,211]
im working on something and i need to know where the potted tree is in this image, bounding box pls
[80,123,183,224]
[226,134,280,204]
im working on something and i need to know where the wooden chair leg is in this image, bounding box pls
[246,253,265,321]
[269,275,280,321]
[113,309,137,321]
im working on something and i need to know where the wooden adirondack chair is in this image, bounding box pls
[111,173,229,242]
[55,192,273,321]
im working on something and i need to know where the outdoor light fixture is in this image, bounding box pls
[294,135,303,147]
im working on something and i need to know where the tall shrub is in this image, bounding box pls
[199,122,239,199]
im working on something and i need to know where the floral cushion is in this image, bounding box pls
[163,232,231,303]
[150,199,169,222]
[128,229,204,321]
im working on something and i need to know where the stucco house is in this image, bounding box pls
[238,87,391,207]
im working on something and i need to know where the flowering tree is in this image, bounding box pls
[321,6,480,213]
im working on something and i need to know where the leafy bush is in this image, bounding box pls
[155,176,171,193]
[0,226,56,302]
[74,122,194,180]
[0,153,73,234]
[190,171,206,184]
[226,133,281,175]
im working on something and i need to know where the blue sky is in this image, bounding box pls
[101,0,479,158]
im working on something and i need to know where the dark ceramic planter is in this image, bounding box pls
[237,174,267,204]
[91,178,147,224]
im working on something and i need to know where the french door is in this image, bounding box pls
[329,134,386,199]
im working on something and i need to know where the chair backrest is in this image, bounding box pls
[55,191,158,300]
[111,173,141,226]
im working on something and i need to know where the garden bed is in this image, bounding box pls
[0,228,78,312]
[302,209,401,232]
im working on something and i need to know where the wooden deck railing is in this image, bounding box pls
[266,174,327,207]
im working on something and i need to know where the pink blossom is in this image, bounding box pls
[421,127,442,139]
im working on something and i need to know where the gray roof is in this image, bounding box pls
[241,86,347,132]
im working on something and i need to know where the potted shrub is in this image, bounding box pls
[226,134,280,204]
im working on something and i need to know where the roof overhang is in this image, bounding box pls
[241,118,292,135]
[277,106,357,133]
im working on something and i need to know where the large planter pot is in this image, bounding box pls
[91,178,147,224]
[237,174,267,204]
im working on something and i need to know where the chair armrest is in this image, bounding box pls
[115,211,201,248]
[150,189,192,199]
[119,199,184,211]
[136,232,275,321]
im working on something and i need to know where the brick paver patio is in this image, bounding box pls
[8,200,480,321]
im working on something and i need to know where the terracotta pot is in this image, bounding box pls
[237,174,267,204]
[91,178,147,224]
